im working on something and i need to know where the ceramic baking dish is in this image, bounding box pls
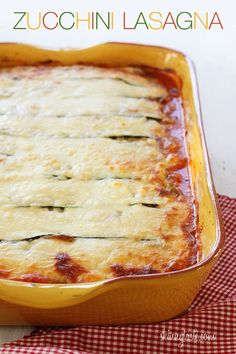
[0,42,224,325]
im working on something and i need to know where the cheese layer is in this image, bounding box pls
[0,78,165,99]
[0,65,167,90]
[0,237,191,283]
[0,135,163,180]
[0,202,187,241]
[0,96,163,118]
[0,115,163,138]
[0,178,169,207]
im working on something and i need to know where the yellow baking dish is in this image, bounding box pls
[0,42,224,325]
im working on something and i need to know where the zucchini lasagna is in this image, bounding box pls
[0,65,198,283]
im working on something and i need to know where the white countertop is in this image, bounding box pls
[0,0,235,345]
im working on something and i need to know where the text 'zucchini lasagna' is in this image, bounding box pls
[0,64,199,283]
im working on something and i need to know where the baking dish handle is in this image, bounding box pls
[0,279,115,309]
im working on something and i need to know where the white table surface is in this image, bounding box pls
[0,0,235,345]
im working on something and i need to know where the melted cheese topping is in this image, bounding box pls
[0,202,187,241]
[0,237,190,283]
[0,66,167,89]
[0,115,163,138]
[0,65,197,283]
[0,178,169,207]
[0,135,163,180]
[0,78,165,99]
[0,96,163,118]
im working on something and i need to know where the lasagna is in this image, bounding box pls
[0,65,198,283]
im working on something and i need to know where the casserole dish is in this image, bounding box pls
[0,42,224,325]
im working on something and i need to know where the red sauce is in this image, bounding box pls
[47,234,75,242]
[54,252,87,283]
[10,274,54,283]
[141,66,198,268]
[0,269,11,278]
[158,136,180,154]
[140,67,182,94]
[166,157,188,173]
[111,264,159,277]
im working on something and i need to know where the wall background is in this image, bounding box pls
[0,0,235,198]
